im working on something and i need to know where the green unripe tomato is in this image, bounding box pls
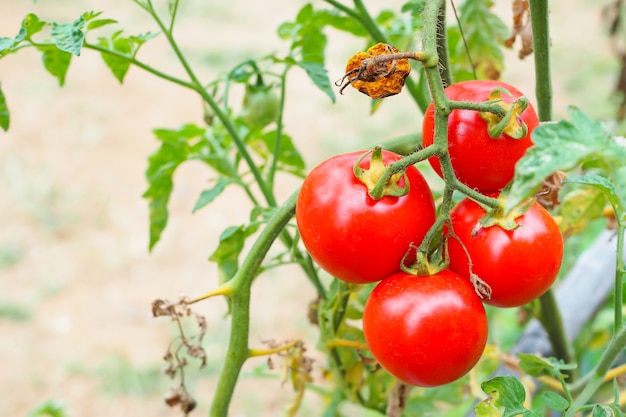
[240,83,280,129]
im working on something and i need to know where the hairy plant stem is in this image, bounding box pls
[209,190,300,417]
[529,0,553,121]
[528,0,572,369]
[435,0,452,86]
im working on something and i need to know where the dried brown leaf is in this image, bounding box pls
[504,0,534,59]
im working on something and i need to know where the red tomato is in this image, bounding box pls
[362,270,488,387]
[447,197,564,308]
[422,80,539,191]
[296,150,436,284]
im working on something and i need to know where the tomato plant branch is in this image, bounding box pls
[248,339,300,357]
[209,189,299,417]
[528,0,575,375]
[435,0,452,86]
[266,66,289,191]
[139,0,277,208]
[529,0,553,121]
[81,42,196,90]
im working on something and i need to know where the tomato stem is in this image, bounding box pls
[209,190,299,417]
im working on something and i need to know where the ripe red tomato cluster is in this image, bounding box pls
[296,80,564,388]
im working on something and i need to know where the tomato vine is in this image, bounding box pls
[2,0,626,416]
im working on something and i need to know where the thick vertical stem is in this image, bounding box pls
[435,0,452,87]
[209,191,299,417]
[529,0,572,366]
[529,0,552,121]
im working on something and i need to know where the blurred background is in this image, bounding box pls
[0,0,620,416]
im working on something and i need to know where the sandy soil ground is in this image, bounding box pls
[0,0,617,416]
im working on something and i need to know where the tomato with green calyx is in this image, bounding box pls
[362,270,488,387]
[240,82,280,129]
[422,80,539,191]
[296,149,436,284]
[447,197,564,308]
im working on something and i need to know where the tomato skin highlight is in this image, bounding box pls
[422,80,539,191]
[296,150,436,284]
[447,198,564,308]
[362,270,488,387]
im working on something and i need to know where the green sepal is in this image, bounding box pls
[353,146,410,199]
[479,87,529,139]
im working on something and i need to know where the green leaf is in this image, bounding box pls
[249,130,305,175]
[143,124,205,250]
[474,376,533,417]
[192,177,232,213]
[87,18,118,31]
[21,13,47,40]
[143,124,237,249]
[0,83,9,132]
[98,31,133,83]
[542,392,569,412]
[449,0,508,80]
[592,404,623,417]
[556,187,605,237]
[517,353,576,379]
[317,10,367,37]
[564,174,623,219]
[297,61,335,103]
[51,15,86,56]
[1,14,45,57]
[209,223,259,283]
[281,4,336,102]
[37,45,72,86]
[27,399,69,417]
[506,107,612,212]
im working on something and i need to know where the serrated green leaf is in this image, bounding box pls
[21,13,47,39]
[98,31,133,83]
[450,0,508,80]
[281,4,336,102]
[0,83,9,132]
[564,174,622,217]
[318,10,367,37]
[130,31,159,44]
[556,187,605,237]
[51,15,86,56]
[209,223,260,283]
[87,18,118,31]
[143,124,237,249]
[506,107,612,212]
[475,376,529,417]
[542,391,569,412]
[297,61,335,103]
[249,130,305,175]
[0,38,14,55]
[143,125,205,250]
[37,45,72,86]
[209,226,246,283]
[192,177,232,213]
[592,404,623,417]
[518,353,576,379]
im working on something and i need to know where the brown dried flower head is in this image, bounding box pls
[339,43,411,99]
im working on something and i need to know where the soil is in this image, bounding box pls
[0,1,617,416]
